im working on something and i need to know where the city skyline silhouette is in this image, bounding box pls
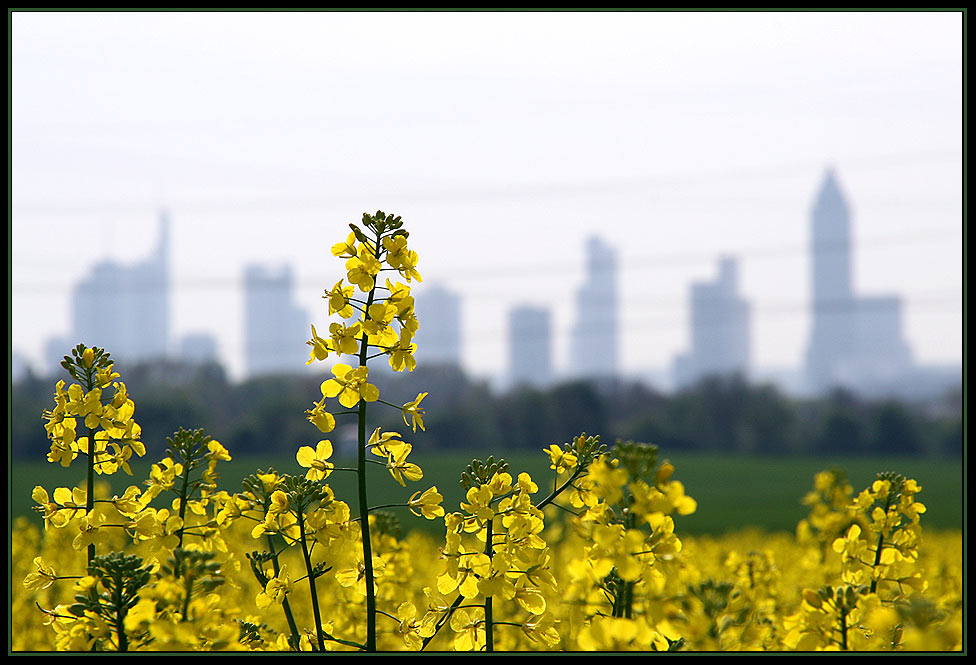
[12,12,962,388]
[21,168,959,401]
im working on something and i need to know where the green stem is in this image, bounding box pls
[623,510,636,619]
[869,491,896,594]
[484,517,494,653]
[609,511,637,619]
[84,419,97,653]
[611,573,623,618]
[419,521,506,653]
[79,361,104,568]
[115,604,128,651]
[421,594,465,651]
[839,602,849,651]
[106,575,129,652]
[85,423,96,566]
[267,534,302,648]
[536,465,586,511]
[174,461,193,585]
[297,512,326,652]
[356,236,381,652]
[870,531,885,594]
[176,461,192,548]
[375,398,405,410]
[181,573,193,622]
[357,394,377,653]
[323,633,367,651]
[365,502,409,512]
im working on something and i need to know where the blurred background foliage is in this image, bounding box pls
[10,361,963,535]
[11,361,962,461]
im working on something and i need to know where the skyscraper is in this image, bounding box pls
[805,169,856,392]
[569,236,618,378]
[672,256,751,387]
[69,210,171,364]
[413,284,462,367]
[243,264,309,377]
[804,169,913,393]
[508,305,553,387]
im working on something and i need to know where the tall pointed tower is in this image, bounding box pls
[805,168,856,392]
[804,169,915,394]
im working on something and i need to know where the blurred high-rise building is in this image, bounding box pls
[805,168,855,392]
[177,332,220,365]
[11,350,31,382]
[804,168,913,393]
[243,264,309,377]
[673,256,751,388]
[508,305,553,388]
[569,236,618,378]
[68,210,171,365]
[414,284,462,367]
[44,335,71,376]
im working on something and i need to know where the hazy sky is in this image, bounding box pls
[11,10,963,382]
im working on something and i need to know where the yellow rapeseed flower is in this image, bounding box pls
[296,440,335,481]
[401,392,427,432]
[408,486,445,520]
[321,363,379,409]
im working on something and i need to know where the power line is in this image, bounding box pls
[11,226,960,294]
[439,293,963,344]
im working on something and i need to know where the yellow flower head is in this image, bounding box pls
[321,363,380,408]
[306,324,335,364]
[544,444,578,475]
[346,246,383,293]
[256,564,293,609]
[401,392,428,432]
[296,440,335,481]
[331,232,359,259]
[408,486,445,520]
[305,399,336,433]
[387,443,423,487]
[324,281,357,319]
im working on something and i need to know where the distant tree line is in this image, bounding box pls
[11,361,962,461]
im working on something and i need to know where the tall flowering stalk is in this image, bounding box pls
[41,344,146,565]
[422,439,610,652]
[784,472,927,651]
[304,211,428,651]
[561,439,696,651]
